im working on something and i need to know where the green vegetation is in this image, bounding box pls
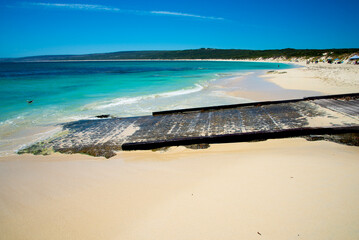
[4,48,359,62]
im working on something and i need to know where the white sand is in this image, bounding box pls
[1,138,359,240]
[217,62,359,101]
[263,63,359,95]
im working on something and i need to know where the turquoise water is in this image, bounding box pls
[0,61,292,154]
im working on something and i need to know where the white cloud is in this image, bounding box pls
[28,2,224,20]
[31,3,121,11]
[151,11,224,20]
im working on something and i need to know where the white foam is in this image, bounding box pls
[158,84,204,97]
[91,84,204,110]
[94,96,144,109]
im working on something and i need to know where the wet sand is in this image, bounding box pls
[212,70,321,101]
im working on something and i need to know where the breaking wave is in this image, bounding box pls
[88,84,204,110]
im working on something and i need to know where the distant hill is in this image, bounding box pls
[2,48,359,62]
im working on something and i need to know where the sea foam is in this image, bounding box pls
[90,84,204,110]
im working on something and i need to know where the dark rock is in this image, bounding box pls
[96,114,111,119]
[304,133,359,146]
[185,143,210,149]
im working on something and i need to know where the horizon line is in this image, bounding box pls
[1,47,359,59]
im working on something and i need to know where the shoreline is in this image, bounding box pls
[0,62,292,157]
[1,60,359,239]
[5,58,301,64]
[1,61,358,157]
[213,69,321,101]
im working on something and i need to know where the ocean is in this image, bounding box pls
[0,60,293,154]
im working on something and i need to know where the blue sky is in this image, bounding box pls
[0,0,358,57]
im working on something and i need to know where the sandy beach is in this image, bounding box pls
[263,63,359,95]
[214,61,359,101]
[1,138,359,240]
[1,0,358,238]
[1,62,358,240]
[213,69,320,101]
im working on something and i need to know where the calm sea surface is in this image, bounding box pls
[0,61,293,154]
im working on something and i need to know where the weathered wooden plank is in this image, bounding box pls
[192,111,212,137]
[314,99,359,117]
[315,99,352,108]
[238,106,279,132]
[123,116,162,143]
[141,115,175,141]
[58,119,113,147]
[260,103,309,129]
[351,99,359,105]
[153,92,359,116]
[19,93,359,157]
[316,99,359,112]
[206,109,231,135]
[121,126,359,151]
[330,100,359,112]
[101,118,140,145]
[218,108,245,134]
[144,114,188,141]
[176,112,202,137]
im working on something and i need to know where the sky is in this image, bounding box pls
[0,0,358,57]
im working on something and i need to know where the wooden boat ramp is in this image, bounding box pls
[19,93,359,158]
